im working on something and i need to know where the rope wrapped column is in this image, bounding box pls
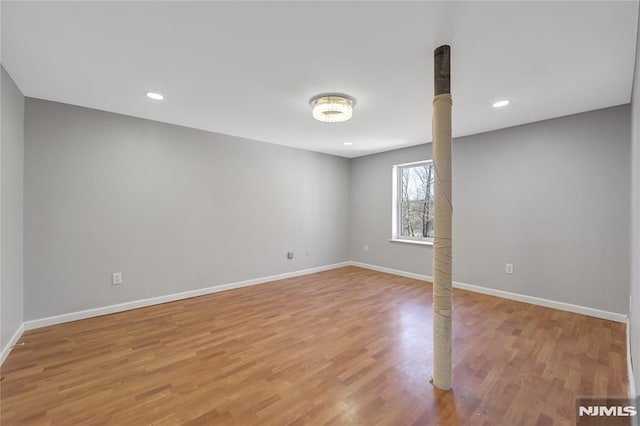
[431,45,453,391]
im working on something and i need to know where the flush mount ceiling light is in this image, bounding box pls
[343,142,353,146]
[146,92,164,100]
[310,94,355,123]
[492,99,510,108]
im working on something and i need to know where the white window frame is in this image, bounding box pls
[391,160,434,246]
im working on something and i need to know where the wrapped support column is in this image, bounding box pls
[431,44,453,391]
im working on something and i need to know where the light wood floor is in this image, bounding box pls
[1,266,628,425]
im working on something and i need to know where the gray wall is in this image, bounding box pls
[350,105,631,315]
[1,66,25,349]
[629,7,640,395]
[24,99,350,320]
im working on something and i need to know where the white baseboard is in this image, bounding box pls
[1,323,25,366]
[350,261,431,283]
[349,261,627,323]
[23,262,351,331]
[452,280,626,323]
[628,317,637,399]
[629,318,638,426]
[628,326,638,426]
[10,259,628,344]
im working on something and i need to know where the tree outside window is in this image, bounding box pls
[393,161,434,242]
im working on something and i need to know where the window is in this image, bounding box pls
[392,160,434,244]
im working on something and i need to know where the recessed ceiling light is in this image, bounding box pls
[343,142,353,146]
[310,94,355,123]
[146,92,164,100]
[492,100,510,108]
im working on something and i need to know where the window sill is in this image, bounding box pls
[389,238,434,246]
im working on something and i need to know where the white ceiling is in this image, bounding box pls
[2,1,638,158]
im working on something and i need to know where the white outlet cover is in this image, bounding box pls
[112,272,123,285]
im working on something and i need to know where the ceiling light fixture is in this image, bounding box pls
[146,92,164,100]
[492,99,510,108]
[310,94,355,123]
[343,142,353,146]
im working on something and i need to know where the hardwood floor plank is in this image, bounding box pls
[1,266,628,425]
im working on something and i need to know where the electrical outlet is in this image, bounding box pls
[112,272,123,285]
[287,251,294,260]
[364,245,369,253]
[505,263,514,275]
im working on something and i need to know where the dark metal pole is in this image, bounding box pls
[434,45,451,96]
